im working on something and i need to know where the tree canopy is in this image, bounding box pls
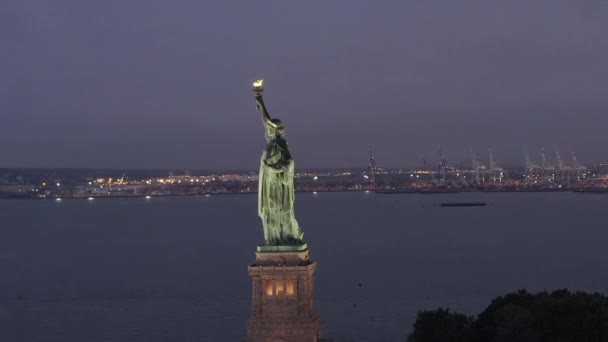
[408,289,608,342]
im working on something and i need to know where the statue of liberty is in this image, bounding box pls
[253,80,304,246]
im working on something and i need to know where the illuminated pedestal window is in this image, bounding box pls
[275,281,284,296]
[265,280,273,296]
[264,280,296,297]
[286,279,295,296]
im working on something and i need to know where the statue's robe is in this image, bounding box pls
[258,137,302,243]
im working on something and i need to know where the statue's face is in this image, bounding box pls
[265,126,276,141]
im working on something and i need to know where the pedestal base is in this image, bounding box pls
[255,244,310,266]
[256,244,308,253]
[246,248,321,342]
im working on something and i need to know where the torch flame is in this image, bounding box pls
[253,79,264,88]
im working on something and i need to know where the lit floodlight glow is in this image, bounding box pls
[253,79,264,88]
[55,198,62,201]
[88,197,94,200]
[313,176,318,180]
[145,195,151,199]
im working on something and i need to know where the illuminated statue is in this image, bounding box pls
[253,79,304,245]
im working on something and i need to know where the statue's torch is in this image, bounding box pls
[253,79,264,96]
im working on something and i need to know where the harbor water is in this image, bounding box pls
[1,192,608,341]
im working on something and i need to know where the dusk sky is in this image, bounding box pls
[2,0,608,169]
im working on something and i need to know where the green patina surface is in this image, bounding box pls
[253,82,305,247]
[256,243,309,253]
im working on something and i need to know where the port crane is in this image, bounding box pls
[422,158,439,186]
[539,148,557,182]
[471,149,481,184]
[471,149,489,184]
[555,150,570,185]
[571,152,586,181]
[367,145,377,184]
[437,146,448,185]
[523,146,543,184]
[488,148,496,182]
[488,148,506,183]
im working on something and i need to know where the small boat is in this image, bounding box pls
[440,202,486,207]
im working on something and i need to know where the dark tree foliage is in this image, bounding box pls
[408,289,608,342]
[408,308,474,342]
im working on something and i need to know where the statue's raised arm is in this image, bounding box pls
[253,79,280,130]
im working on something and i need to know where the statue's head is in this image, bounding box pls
[266,119,285,140]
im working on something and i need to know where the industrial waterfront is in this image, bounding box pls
[2,192,607,341]
[2,147,608,200]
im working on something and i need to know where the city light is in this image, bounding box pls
[3,152,604,200]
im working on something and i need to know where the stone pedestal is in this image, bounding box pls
[246,246,321,342]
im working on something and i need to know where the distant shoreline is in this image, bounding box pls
[0,189,339,200]
[1,188,606,201]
